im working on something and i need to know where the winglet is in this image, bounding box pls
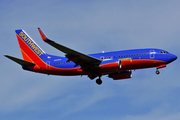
[38,27,49,41]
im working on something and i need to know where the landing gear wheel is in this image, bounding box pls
[96,78,102,85]
[156,70,160,75]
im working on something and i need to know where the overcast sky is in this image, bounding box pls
[0,0,180,120]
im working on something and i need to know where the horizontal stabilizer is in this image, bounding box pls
[4,55,35,66]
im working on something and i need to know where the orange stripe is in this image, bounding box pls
[21,48,34,63]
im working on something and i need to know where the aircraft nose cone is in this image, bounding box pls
[173,54,177,60]
[169,54,177,62]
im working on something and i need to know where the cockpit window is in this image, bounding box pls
[160,51,168,54]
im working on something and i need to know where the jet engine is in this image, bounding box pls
[108,70,132,80]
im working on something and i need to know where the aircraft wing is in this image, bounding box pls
[38,28,101,70]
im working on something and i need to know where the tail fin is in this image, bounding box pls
[15,29,46,64]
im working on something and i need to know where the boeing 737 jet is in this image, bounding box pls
[5,28,177,85]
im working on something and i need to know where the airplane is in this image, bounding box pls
[4,28,177,85]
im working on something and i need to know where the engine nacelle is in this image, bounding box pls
[108,70,132,80]
[98,59,121,73]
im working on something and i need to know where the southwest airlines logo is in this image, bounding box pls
[19,31,43,57]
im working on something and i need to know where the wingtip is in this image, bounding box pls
[38,27,49,41]
[4,55,9,57]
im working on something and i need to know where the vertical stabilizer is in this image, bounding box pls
[15,29,46,65]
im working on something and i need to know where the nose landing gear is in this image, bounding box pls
[156,64,166,75]
[156,69,160,75]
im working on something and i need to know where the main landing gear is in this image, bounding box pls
[96,77,102,85]
[88,73,102,85]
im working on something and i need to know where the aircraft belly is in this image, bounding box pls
[30,58,167,76]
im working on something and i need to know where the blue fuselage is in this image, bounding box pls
[45,48,177,70]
